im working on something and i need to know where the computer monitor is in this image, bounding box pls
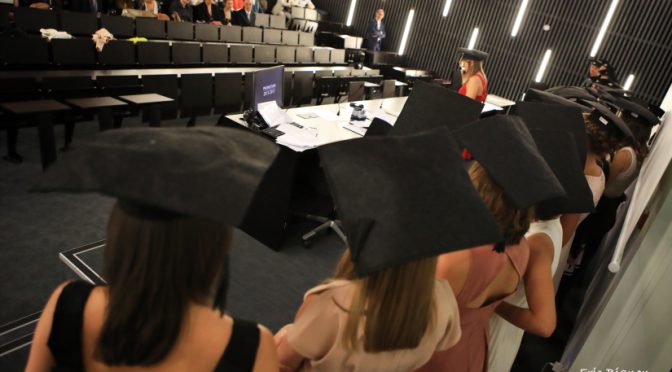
[247,65,285,110]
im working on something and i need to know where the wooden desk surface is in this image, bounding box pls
[1,100,70,115]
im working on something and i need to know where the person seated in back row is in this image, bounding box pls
[169,0,193,22]
[232,0,255,26]
[194,0,225,25]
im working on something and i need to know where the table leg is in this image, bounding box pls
[37,113,57,170]
[98,108,113,131]
[147,104,162,127]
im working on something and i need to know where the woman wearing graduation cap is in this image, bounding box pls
[275,127,506,371]
[26,128,280,371]
[457,47,489,103]
[418,116,567,372]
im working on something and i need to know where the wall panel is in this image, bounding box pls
[315,0,672,105]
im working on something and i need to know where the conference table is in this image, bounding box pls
[224,95,507,251]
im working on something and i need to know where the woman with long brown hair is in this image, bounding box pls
[418,116,566,372]
[26,127,280,372]
[275,126,505,371]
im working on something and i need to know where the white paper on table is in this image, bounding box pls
[482,102,503,113]
[371,110,398,125]
[258,101,292,128]
[275,123,320,149]
[342,123,366,136]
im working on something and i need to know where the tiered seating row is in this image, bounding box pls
[3,8,314,46]
[0,37,346,67]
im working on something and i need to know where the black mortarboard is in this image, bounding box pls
[581,100,634,139]
[528,129,595,217]
[455,115,566,209]
[525,88,592,113]
[319,127,502,276]
[36,127,279,225]
[458,47,489,61]
[390,80,484,136]
[546,86,598,102]
[510,101,588,166]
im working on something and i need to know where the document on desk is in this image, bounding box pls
[275,123,320,151]
[258,101,292,127]
[482,102,504,114]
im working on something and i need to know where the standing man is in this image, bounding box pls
[232,0,256,26]
[364,9,386,51]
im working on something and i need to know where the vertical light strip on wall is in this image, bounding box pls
[623,74,635,90]
[442,0,453,17]
[511,0,529,37]
[346,0,357,27]
[535,49,552,82]
[590,0,620,57]
[467,27,479,49]
[398,9,415,55]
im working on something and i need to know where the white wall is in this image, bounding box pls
[661,82,672,113]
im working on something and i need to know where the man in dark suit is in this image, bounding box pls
[232,0,256,26]
[364,8,386,51]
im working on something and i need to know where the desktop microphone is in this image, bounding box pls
[336,96,343,116]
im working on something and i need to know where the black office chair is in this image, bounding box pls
[100,14,134,38]
[214,73,243,122]
[180,74,213,125]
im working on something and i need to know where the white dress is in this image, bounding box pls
[487,218,563,372]
[553,172,605,290]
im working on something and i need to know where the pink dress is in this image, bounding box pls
[417,242,530,372]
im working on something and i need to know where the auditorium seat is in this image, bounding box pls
[214,73,243,114]
[195,23,219,42]
[276,46,296,63]
[100,14,135,38]
[203,43,229,64]
[305,8,318,21]
[296,47,313,63]
[283,71,292,106]
[330,49,345,64]
[291,7,305,19]
[142,75,178,120]
[137,42,171,65]
[264,28,282,44]
[382,79,396,98]
[229,45,253,64]
[299,32,314,46]
[293,71,313,106]
[243,27,263,44]
[314,48,330,64]
[0,5,10,31]
[167,21,194,41]
[98,40,136,66]
[59,11,98,37]
[270,14,286,29]
[255,45,275,64]
[97,75,142,97]
[255,13,270,27]
[172,42,201,65]
[180,74,213,118]
[13,7,58,34]
[282,30,300,45]
[220,25,242,43]
[52,38,97,66]
[0,37,50,67]
[136,18,166,39]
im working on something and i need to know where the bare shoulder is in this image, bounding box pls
[253,324,280,372]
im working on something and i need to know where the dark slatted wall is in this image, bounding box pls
[315,0,672,105]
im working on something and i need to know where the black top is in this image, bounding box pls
[232,8,255,26]
[47,281,260,372]
[194,1,225,23]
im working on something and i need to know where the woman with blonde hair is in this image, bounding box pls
[457,47,489,103]
[26,127,280,372]
[276,126,505,371]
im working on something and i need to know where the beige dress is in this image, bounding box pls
[278,279,461,372]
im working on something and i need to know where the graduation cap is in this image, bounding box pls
[528,129,595,217]
[318,127,503,276]
[35,127,279,225]
[581,100,634,139]
[390,80,483,136]
[455,115,566,209]
[610,97,660,127]
[524,88,592,113]
[546,86,599,102]
[510,101,588,166]
[458,47,489,61]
